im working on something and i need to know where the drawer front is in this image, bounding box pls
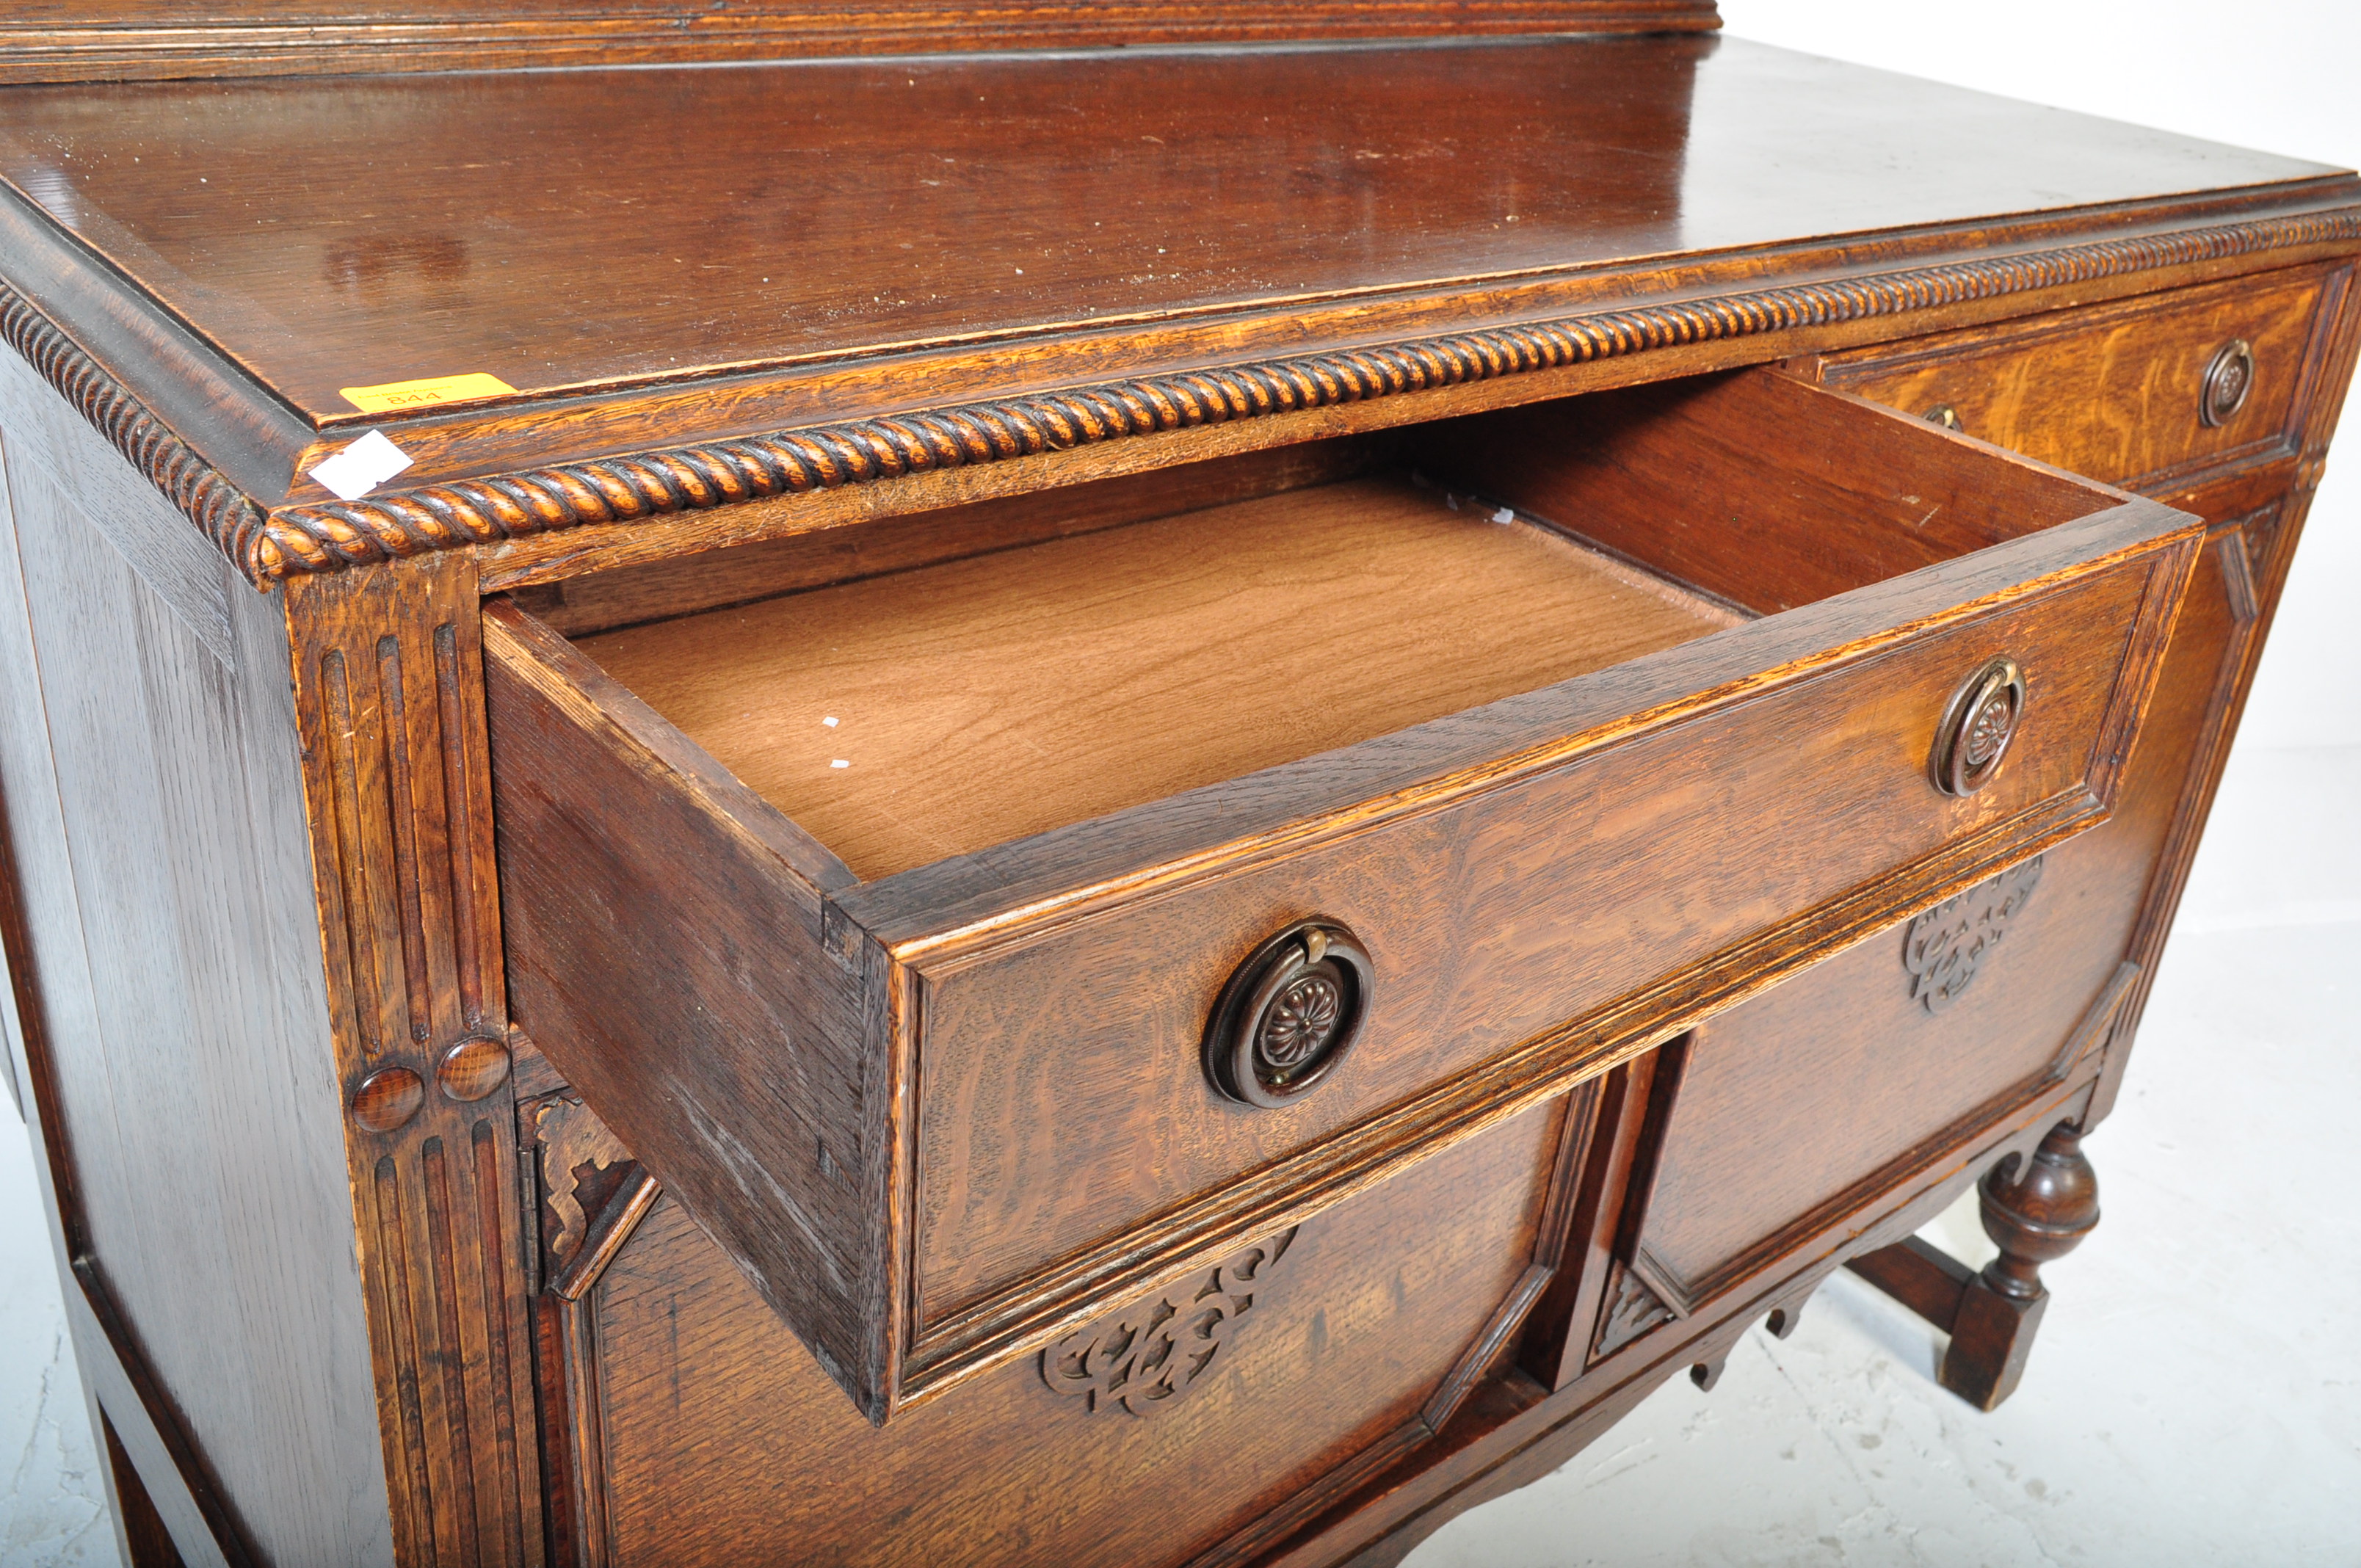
[545,1096,1563,1568]
[904,540,2183,1340]
[1818,265,2330,490]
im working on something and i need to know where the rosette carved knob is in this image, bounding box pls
[1932,656,2027,797]
[1203,921,1374,1108]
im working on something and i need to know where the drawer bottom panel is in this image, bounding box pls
[551,1099,1562,1568]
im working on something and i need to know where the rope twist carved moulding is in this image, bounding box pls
[0,283,272,567]
[5,209,2358,585]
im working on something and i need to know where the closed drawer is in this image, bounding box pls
[484,367,2202,1421]
[1815,264,2333,491]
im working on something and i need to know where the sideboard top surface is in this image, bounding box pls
[0,30,2354,589]
[0,35,2336,424]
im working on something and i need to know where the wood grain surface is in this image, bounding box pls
[486,598,885,1412]
[1413,370,2120,615]
[492,369,2203,1421]
[512,438,1382,638]
[1,40,2353,594]
[280,556,547,1567]
[581,474,1736,879]
[1648,515,2250,1304]
[1821,263,2328,492]
[0,23,2353,1560]
[0,39,2332,424]
[0,347,389,1563]
[0,1,1719,82]
[1635,905,2120,1304]
[899,548,2174,1330]
[565,1100,1559,1568]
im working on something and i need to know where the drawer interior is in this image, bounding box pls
[520,368,2110,884]
[573,473,1738,881]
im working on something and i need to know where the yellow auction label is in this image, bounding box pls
[338,372,518,414]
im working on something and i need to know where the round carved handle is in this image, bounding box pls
[2200,338,2255,428]
[1931,656,2027,797]
[1203,921,1374,1108]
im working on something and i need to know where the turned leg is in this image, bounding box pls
[1939,1122,2100,1411]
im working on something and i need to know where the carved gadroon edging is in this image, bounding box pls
[1040,1229,1296,1417]
[0,279,274,570]
[6,210,2359,587]
[1903,856,2047,1014]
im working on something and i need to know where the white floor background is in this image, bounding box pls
[3,7,2358,1565]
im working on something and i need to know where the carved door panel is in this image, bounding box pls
[1620,498,2263,1318]
[526,1089,1588,1568]
[1530,840,2143,1374]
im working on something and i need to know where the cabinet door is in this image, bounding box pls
[531,1095,1572,1568]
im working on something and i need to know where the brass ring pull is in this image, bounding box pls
[1203,921,1374,1108]
[2200,339,2255,428]
[1932,656,2027,797]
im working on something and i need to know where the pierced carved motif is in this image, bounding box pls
[1590,1263,1675,1362]
[533,1095,637,1271]
[1041,1230,1296,1417]
[1903,857,2046,1014]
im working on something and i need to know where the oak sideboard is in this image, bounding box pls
[0,6,2354,1565]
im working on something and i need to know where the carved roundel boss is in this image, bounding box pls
[1931,656,2028,798]
[1203,921,1374,1108]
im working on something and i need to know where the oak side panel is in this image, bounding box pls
[0,365,392,1561]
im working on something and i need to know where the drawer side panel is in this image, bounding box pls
[484,606,888,1414]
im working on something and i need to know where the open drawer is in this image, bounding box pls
[483,368,2201,1421]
